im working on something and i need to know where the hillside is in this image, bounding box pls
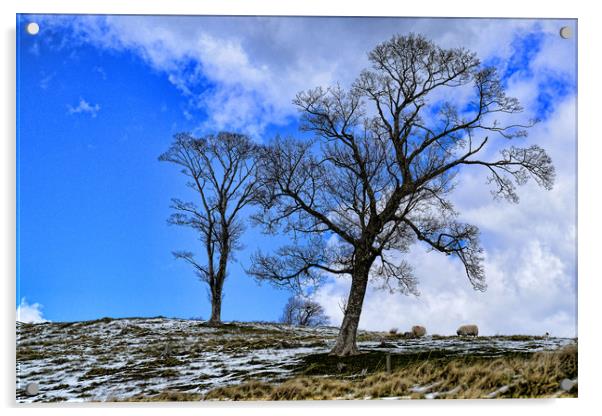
[16,317,576,402]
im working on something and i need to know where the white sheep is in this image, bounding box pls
[412,325,427,338]
[456,324,479,336]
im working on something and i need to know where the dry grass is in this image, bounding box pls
[201,345,577,401]
[122,390,202,402]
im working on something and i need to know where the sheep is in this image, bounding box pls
[456,324,479,337]
[412,325,427,338]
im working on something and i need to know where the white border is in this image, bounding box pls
[2,1,600,415]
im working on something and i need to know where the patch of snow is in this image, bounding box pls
[485,385,511,399]
[410,381,443,394]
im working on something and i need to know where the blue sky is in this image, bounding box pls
[16,15,294,322]
[16,15,577,335]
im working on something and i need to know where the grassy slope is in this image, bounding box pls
[16,317,577,402]
[200,345,577,400]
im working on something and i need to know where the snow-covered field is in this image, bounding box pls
[16,317,575,403]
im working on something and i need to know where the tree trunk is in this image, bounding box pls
[330,260,371,356]
[209,286,222,324]
[209,241,228,325]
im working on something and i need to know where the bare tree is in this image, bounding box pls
[280,296,330,327]
[159,132,259,324]
[250,34,554,355]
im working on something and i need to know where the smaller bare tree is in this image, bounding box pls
[280,296,330,327]
[159,132,258,324]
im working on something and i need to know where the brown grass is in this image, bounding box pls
[122,390,202,401]
[201,345,577,401]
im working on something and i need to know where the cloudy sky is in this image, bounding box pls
[17,15,576,336]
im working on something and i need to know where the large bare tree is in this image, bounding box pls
[250,34,555,355]
[159,132,259,324]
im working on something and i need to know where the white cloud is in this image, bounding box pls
[316,96,577,338]
[17,298,49,324]
[39,71,54,90]
[94,66,107,80]
[67,98,101,117]
[36,15,575,138]
[309,22,576,337]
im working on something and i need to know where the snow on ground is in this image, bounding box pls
[16,317,574,403]
[361,335,575,356]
